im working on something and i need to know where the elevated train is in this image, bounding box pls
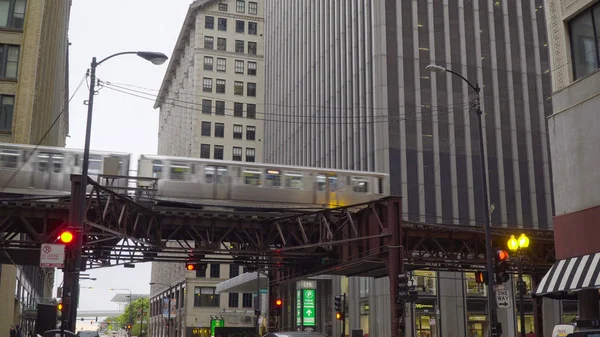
[0,142,389,209]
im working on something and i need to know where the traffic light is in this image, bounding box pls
[185,262,207,272]
[126,325,132,330]
[397,274,409,302]
[334,295,344,320]
[186,263,195,270]
[335,311,344,320]
[58,230,73,244]
[474,271,488,285]
[495,250,510,284]
[57,303,63,311]
[274,298,282,316]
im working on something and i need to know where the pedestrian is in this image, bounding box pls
[10,325,16,337]
[15,325,22,337]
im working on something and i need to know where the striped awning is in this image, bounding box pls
[533,252,600,298]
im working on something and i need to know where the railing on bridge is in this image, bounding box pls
[76,310,123,318]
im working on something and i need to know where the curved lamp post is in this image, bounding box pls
[508,234,530,337]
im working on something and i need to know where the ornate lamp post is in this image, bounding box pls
[508,233,530,337]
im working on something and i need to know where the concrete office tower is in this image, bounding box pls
[156,0,265,163]
[263,1,562,337]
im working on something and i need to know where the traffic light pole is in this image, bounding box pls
[341,294,346,337]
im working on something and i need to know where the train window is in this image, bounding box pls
[170,162,189,181]
[206,166,228,184]
[0,149,18,169]
[316,174,338,191]
[205,166,216,183]
[284,172,303,189]
[52,154,64,173]
[243,169,261,186]
[351,177,369,193]
[89,155,102,174]
[152,160,163,179]
[217,167,228,184]
[37,153,50,172]
[265,169,281,187]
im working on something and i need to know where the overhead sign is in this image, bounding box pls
[296,289,302,325]
[495,289,512,309]
[40,244,65,268]
[302,289,316,326]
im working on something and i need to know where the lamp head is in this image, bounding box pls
[136,51,168,65]
[426,64,447,73]
[507,235,519,252]
[518,233,530,249]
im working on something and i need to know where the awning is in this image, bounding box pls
[533,252,600,299]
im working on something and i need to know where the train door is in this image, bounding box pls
[314,173,338,207]
[31,152,65,191]
[204,165,229,200]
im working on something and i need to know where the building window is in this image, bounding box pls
[570,3,600,79]
[204,36,214,49]
[248,42,257,55]
[233,125,243,139]
[465,272,486,296]
[230,264,240,277]
[196,267,206,278]
[234,81,244,95]
[210,264,220,278]
[247,104,256,119]
[214,145,224,160]
[242,293,253,308]
[234,103,244,117]
[205,16,214,29]
[0,95,14,132]
[216,79,226,93]
[236,0,245,13]
[232,147,242,161]
[0,44,19,78]
[218,18,227,31]
[0,0,25,29]
[246,126,256,140]
[201,121,211,136]
[203,78,213,92]
[235,40,245,53]
[246,148,255,162]
[218,3,228,11]
[235,60,244,74]
[216,58,226,72]
[217,37,227,51]
[248,22,257,35]
[248,1,258,15]
[228,293,239,307]
[200,144,210,159]
[247,61,256,75]
[194,287,219,307]
[247,82,256,97]
[203,56,213,71]
[215,101,225,115]
[236,20,245,33]
[202,99,212,114]
[215,123,225,138]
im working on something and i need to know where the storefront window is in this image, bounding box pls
[412,271,437,296]
[414,298,438,337]
[468,317,488,337]
[465,272,487,296]
[516,315,536,334]
[561,300,578,324]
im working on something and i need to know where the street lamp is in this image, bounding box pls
[65,50,167,331]
[426,64,500,337]
[508,234,530,337]
[110,288,134,337]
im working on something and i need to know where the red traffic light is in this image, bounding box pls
[275,299,282,307]
[186,263,195,271]
[474,271,485,284]
[496,250,509,261]
[59,231,73,244]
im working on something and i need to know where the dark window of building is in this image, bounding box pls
[194,287,219,307]
[235,40,245,53]
[248,1,258,15]
[234,103,244,117]
[216,58,226,72]
[195,267,206,278]
[234,81,244,95]
[247,104,256,119]
[236,20,245,33]
[246,126,255,140]
[235,60,244,74]
[570,3,600,79]
[210,263,220,278]
[247,82,256,97]
[200,144,210,159]
[228,293,239,307]
[218,18,227,31]
[230,264,240,277]
[203,78,212,92]
[201,121,211,136]
[248,42,257,55]
[247,61,257,75]
[204,36,214,49]
[216,79,226,93]
[205,16,214,29]
[0,95,14,132]
[0,44,19,78]
[242,293,253,308]
[236,0,245,13]
[204,56,213,71]
[0,0,25,29]
[245,148,255,162]
[218,3,228,11]
[248,22,257,35]
[217,37,227,51]
[215,101,225,115]
[233,125,243,139]
[214,145,224,160]
[215,123,224,138]
[232,147,242,161]
[202,99,212,114]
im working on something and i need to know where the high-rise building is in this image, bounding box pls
[0,0,71,335]
[261,1,561,336]
[155,0,264,163]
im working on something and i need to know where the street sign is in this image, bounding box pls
[494,283,505,291]
[260,288,268,294]
[296,289,302,325]
[302,289,316,326]
[210,319,224,337]
[40,243,66,268]
[495,289,512,309]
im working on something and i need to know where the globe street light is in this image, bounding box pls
[508,233,530,337]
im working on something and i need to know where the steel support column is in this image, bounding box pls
[385,198,403,337]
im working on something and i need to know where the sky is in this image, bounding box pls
[52,0,193,313]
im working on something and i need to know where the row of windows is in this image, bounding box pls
[218,0,258,15]
[205,16,258,35]
[192,286,253,308]
[204,36,257,55]
[201,100,256,119]
[200,144,256,162]
[203,57,257,75]
[201,122,256,140]
[202,78,257,97]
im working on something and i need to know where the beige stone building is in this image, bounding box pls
[0,0,71,334]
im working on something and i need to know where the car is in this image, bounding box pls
[76,331,99,337]
[263,332,328,337]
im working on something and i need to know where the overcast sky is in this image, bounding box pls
[53,0,192,314]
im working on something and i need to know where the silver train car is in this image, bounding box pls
[136,154,389,208]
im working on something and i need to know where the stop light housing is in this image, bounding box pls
[186,263,195,270]
[494,250,510,284]
[336,311,344,320]
[474,271,488,285]
[274,298,282,316]
[58,231,73,244]
[334,295,342,312]
[397,274,409,301]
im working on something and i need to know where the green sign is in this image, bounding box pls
[302,289,316,326]
[210,319,224,337]
[260,288,268,294]
[296,289,302,325]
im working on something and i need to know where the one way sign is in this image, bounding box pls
[495,289,512,309]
